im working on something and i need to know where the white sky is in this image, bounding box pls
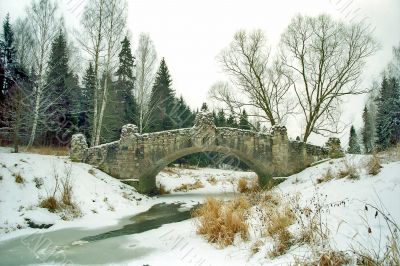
[0,0,399,144]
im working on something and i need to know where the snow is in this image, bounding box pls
[0,148,399,265]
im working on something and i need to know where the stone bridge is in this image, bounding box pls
[70,112,341,194]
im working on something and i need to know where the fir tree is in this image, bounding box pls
[226,113,238,128]
[148,58,175,132]
[115,36,137,126]
[362,105,374,153]
[347,125,361,154]
[79,63,96,139]
[239,109,251,130]
[45,30,77,145]
[201,102,208,112]
[0,14,17,102]
[216,109,226,127]
[376,77,400,150]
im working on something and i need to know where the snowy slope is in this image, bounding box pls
[0,150,148,237]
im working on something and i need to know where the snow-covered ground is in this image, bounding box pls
[0,147,399,265]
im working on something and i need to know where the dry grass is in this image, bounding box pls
[317,169,334,184]
[14,173,24,184]
[261,192,296,258]
[207,176,217,185]
[24,146,69,156]
[161,167,179,174]
[159,184,170,194]
[366,153,381,176]
[193,196,250,247]
[338,161,359,180]
[318,250,351,266]
[238,177,260,193]
[173,180,204,192]
[40,196,59,212]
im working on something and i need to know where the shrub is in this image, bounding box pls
[193,196,250,247]
[318,250,351,266]
[367,153,381,176]
[14,173,24,184]
[40,196,59,212]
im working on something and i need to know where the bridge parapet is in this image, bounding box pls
[70,112,335,194]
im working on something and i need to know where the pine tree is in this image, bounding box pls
[79,63,95,139]
[362,105,374,153]
[45,30,77,145]
[201,102,209,112]
[116,36,137,125]
[239,109,251,130]
[148,58,175,132]
[376,76,400,150]
[347,125,361,154]
[216,109,226,127]
[226,113,238,128]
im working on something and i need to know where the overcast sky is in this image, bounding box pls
[0,0,399,144]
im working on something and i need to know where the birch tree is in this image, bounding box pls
[94,0,127,145]
[26,0,62,147]
[78,0,107,146]
[134,33,157,133]
[280,14,378,142]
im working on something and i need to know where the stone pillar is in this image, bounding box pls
[270,125,289,177]
[325,137,344,158]
[70,134,88,162]
[120,124,138,147]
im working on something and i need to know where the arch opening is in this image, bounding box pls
[138,146,272,194]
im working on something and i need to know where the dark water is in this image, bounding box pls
[0,202,198,265]
[80,202,196,242]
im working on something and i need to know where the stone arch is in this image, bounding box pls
[137,145,272,194]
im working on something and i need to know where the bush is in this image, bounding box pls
[367,153,381,175]
[193,196,250,247]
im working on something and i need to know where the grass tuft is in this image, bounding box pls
[193,196,250,247]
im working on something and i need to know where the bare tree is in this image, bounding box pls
[134,33,157,133]
[94,0,127,145]
[211,30,294,127]
[25,0,62,148]
[78,0,107,146]
[280,14,378,142]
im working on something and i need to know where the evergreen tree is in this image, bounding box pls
[0,14,17,101]
[376,77,400,150]
[79,63,96,139]
[45,30,77,145]
[216,109,226,127]
[148,58,175,132]
[362,105,374,153]
[116,36,137,125]
[226,113,238,128]
[201,102,208,112]
[347,125,361,154]
[238,109,251,130]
